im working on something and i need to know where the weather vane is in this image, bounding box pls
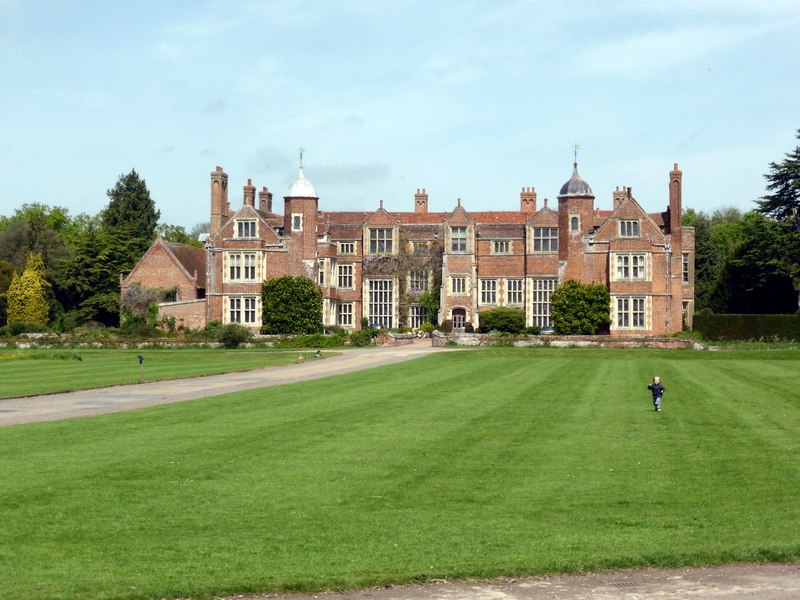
[573,143,581,164]
[298,147,306,168]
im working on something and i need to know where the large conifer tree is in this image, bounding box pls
[759,129,800,229]
[101,169,160,256]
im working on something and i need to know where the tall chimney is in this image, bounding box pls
[414,188,428,213]
[613,186,627,210]
[520,186,537,213]
[669,163,682,251]
[259,186,273,213]
[210,166,229,235]
[243,178,256,207]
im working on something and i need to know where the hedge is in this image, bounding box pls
[693,313,800,341]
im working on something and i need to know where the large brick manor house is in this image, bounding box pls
[122,161,694,335]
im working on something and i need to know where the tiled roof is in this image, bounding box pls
[165,242,207,289]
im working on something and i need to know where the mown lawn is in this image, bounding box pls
[0,349,317,397]
[0,347,798,600]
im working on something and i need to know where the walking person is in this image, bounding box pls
[648,376,665,412]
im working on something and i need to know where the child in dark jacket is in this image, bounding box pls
[648,376,664,412]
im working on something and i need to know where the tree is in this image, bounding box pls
[157,223,200,247]
[758,128,800,228]
[6,253,50,324]
[708,212,799,313]
[261,275,322,334]
[101,169,160,256]
[55,227,142,326]
[550,279,611,334]
[478,307,526,333]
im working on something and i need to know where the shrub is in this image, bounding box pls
[478,307,525,334]
[464,322,474,333]
[693,313,800,341]
[273,334,347,349]
[419,323,435,334]
[349,330,373,347]
[437,319,453,333]
[525,326,541,335]
[551,279,611,334]
[218,323,252,348]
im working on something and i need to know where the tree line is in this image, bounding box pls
[0,170,208,329]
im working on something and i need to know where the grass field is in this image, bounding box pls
[0,349,317,397]
[0,347,798,600]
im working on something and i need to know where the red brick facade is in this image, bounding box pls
[124,162,694,335]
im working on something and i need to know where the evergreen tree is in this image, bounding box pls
[6,253,50,324]
[550,279,611,334]
[101,169,160,256]
[758,128,800,229]
[261,275,322,334]
[55,227,141,326]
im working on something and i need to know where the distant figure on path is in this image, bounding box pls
[648,376,665,412]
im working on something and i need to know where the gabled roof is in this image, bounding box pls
[163,241,207,289]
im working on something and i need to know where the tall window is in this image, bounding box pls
[451,277,467,294]
[507,279,524,304]
[531,279,555,327]
[229,297,241,322]
[480,279,497,304]
[339,242,355,254]
[229,253,257,281]
[237,220,256,238]
[292,214,302,231]
[617,297,646,329]
[338,302,353,327]
[229,297,256,323]
[243,297,257,323]
[368,279,393,329]
[409,270,428,292]
[318,261,325,286]
[337,264,353,289]
[533,228,558,252]
[451,226,467,252]
[409,305,428,328]
[619,220,640,237]
[616,254,646,280]
[493,241,511,254]
[570,216,579,232]
[682,252,690,283]
[369,229,393,254]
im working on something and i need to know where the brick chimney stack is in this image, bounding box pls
[669,163,682,250]
[520,186,537,213]
[414,188,428,213]
[259,186,273,213]
[243,178,256,207]
[613,186,627,210]
[210,166,229,235]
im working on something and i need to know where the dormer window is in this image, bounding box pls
[620,220,640,237]
[237,220,256,238]
[451,226,467,252]
[369,228,393,254]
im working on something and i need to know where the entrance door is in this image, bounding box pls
[452,308,466,332]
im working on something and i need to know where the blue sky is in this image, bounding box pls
[1,0,798,231]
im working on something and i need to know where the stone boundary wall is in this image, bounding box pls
[431,332,702,350]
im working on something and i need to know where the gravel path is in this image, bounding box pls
[0,341,445,427]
